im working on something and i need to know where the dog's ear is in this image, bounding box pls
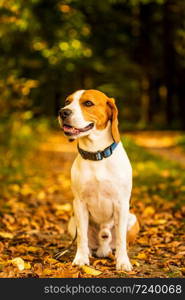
[107,97,120,143]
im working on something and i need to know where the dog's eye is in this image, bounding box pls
[83,100,94,107]
[65,99,70,105]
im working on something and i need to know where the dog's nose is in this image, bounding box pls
[59,108,72,120]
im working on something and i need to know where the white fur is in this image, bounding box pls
[65,90,89,129]
[63,91,134,271]
[64,89,98,139]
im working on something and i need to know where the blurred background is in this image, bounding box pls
[1,0,185,129]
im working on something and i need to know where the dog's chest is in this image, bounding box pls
[82,177,117,223]
[71,145,132,224]
[73,158,120,224]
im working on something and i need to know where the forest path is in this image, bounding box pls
[126,131,185,167]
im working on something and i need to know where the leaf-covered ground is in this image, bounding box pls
[0,132,185,278]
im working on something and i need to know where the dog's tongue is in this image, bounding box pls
[63,125,80,134]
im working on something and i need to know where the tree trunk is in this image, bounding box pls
[163,0,176,127]
[177,70,185,129]
[138,4,153,127]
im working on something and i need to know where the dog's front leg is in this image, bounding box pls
[114,198,132,271]
[72,198,90,266]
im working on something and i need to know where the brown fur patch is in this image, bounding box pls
[79,90,110,130]
[107,98,120,143]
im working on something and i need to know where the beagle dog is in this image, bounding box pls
[58,89,139,271]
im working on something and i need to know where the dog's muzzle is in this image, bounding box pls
[59,108,72,120]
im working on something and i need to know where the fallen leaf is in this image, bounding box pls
[55,203,72,212]
[136,253,147,260]
[9,184,20,193]
[0,242,4,252]
[43,269,53,276]
[11,257,25,271]
[33,263,43,276]
[37,191,46,200]
[137,237,149,246]
[143,206,155,217]
[0,231,14,239]
[116,270,137,275]
[81,265,102,276]
[153,219,167,225]
[20,185,33,196]
[93,259,108,267]
[24,262,31,269]
[44,257,58,264]
[58,270,80,278]
[131,259,140,267]
[27,246,41,252]
[168,241,181,248]
[180,268,185,275]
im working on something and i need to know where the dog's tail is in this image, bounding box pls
[54,216,77,260]
[127,213,140,245]
[54,229,77,260]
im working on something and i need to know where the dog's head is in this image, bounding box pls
[58,89,120,142]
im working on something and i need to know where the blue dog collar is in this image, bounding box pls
[77,142,118,161]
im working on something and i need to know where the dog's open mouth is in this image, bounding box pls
[63,123,94,136]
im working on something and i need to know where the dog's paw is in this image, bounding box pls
[116,257,133,271]
[72,253,89,267]
[96,246,112,258]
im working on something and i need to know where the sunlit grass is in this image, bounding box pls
[177,135,185,151]
[123,137,185,208]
